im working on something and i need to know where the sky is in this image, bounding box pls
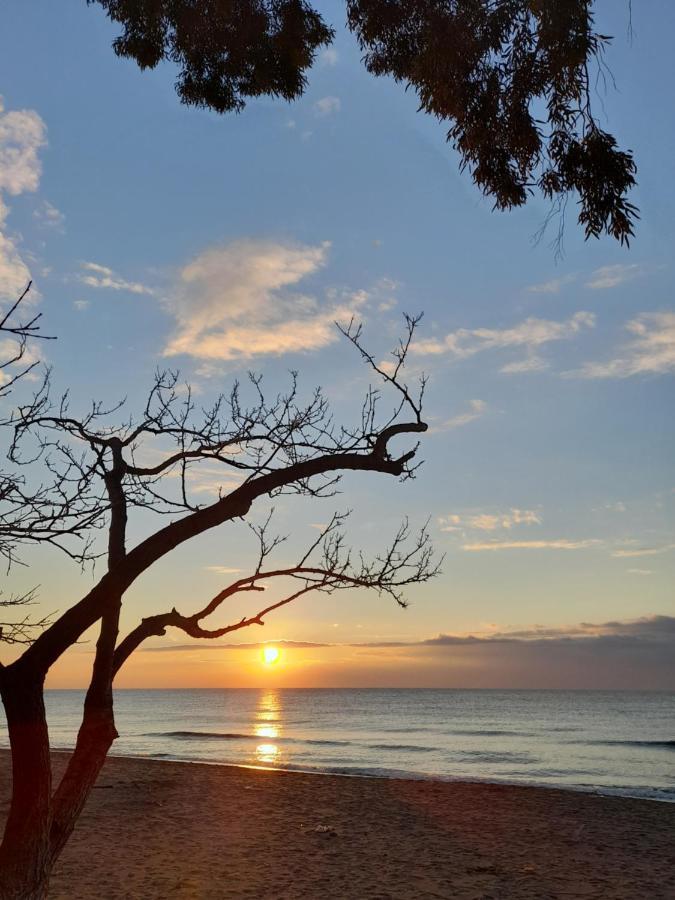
[0,0,673,689]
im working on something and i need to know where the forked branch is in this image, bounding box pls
[5,316,431,671]
[113,513,439,675]
[0,283,54,400]
[0,590,51,645]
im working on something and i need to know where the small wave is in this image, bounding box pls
[518,767,604,779]
[148,731,353,748]
[369,743,436,753]
[379,726,436,734]
[306,739,352,747]
[448,729,535,737]
[150,731,250,741]
[585,739,675,750]
[457,750,535,764]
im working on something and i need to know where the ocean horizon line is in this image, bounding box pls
[42,686,675,693]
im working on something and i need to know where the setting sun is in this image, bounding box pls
[262,646,280,666]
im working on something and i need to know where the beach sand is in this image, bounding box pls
[1,751,674,899]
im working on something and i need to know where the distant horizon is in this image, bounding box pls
[42,612,675,690]
[43,686,675,693]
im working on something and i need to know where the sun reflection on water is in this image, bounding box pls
[255,742,280,763]
[254,689,282,765]
[255,724,278,739]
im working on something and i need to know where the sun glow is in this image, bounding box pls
[262,645,280,666]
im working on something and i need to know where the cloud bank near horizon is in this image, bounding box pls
[129,615,675,689]
[143,614,675,652]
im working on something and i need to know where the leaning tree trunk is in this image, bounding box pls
[49,698,117,863]
[49,592,121,862]
[0,675,117,898]
[0,670,52,900]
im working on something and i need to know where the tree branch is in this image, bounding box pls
[113,512,439,676]
[6,316,431,677]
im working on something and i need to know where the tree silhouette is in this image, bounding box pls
[0,284,50,400]
[1,286,57,647]
[0,315,438,897]
[89,0,638,244]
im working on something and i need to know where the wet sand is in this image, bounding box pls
[1,751,674,899]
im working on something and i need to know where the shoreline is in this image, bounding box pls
[42,746,675,804]
[3,750,675,898]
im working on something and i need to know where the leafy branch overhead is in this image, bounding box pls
[90,0,638,244]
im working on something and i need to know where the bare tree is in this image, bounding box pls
[0,284,52,400]
[1,285,58,647]
[0,315,438,898]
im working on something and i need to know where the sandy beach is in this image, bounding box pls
[1,751,673,899]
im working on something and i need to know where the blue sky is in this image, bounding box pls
[0,1,673,687]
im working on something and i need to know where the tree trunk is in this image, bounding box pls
[0,671,52,900]
[49,593,121,863]
[49,705,116,863]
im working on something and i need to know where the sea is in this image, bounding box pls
[3,689,674,802]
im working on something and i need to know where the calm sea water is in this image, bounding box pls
[2,689,674,801]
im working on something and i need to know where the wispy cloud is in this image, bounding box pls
[314,96,341,117]
[78,261,154,295]
[572,312,675,378]
[500,355,549,374]
[430,399,487,432]
[525,263,645,295]
[462,538,602,552]
[526,274,575,294]
[34,200,64,231]
[440,508,541,534]
[444,511,670,560]
[412,312,595,368]
[0,96,47,300]
[162,239,368,362]
[319,48,338,66]
[585,264,643,290]
[183,465,244,497]
[611,542,675,559]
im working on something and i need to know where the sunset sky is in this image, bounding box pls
[0,0,673,689]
